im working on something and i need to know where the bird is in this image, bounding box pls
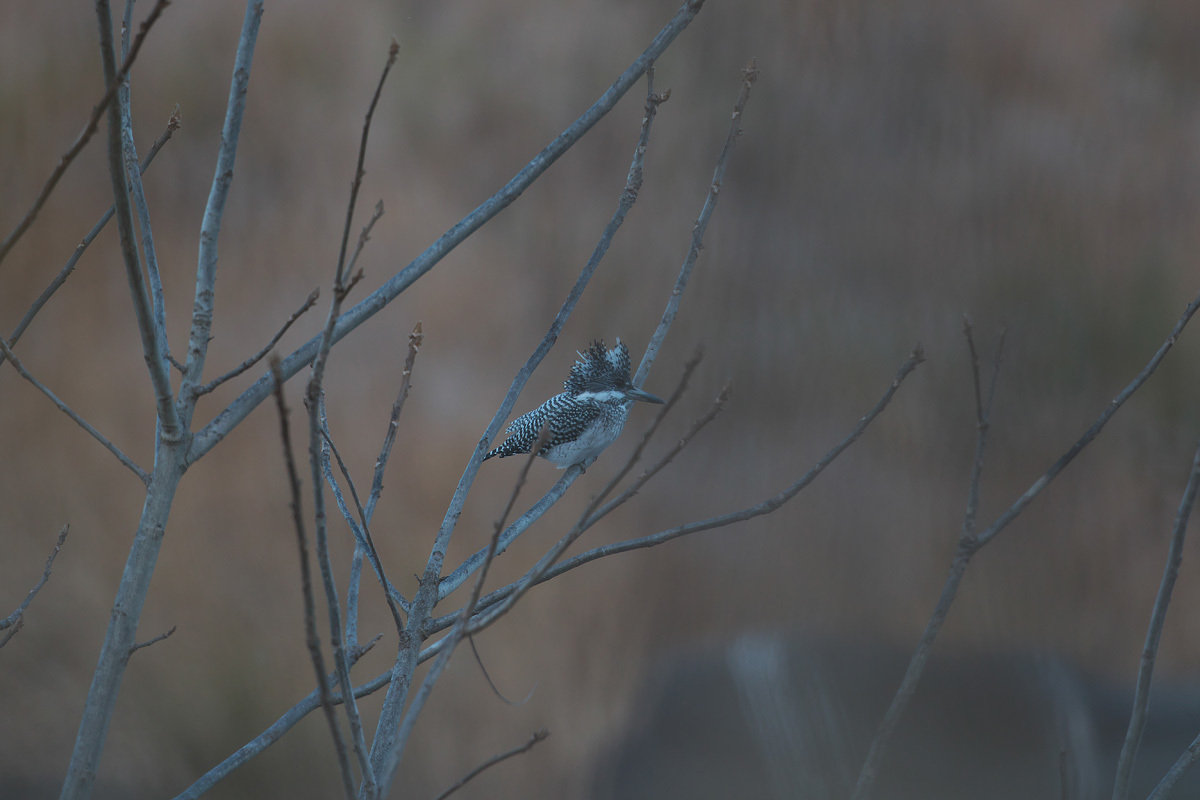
[484,338,665,469]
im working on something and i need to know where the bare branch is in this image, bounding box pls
[463,348,921,638]
[1112,439,1200,800]
[342,201,386,294]
[0,0,169,270]
[301,40,406,799]
[118,8,171,371]
[431,729,550,800]
[336,39,399,288]
[180,0,265,408]
[365,322,424,521]
[129,625,177,655]
[0,339,149,484]
[193,289,320,396]
[268,358,355,800]
[975,292,1200,550]
[2,110,180,369]
[187,0,707,463]
[347,321,423,649]
[1149,734,1200,800]
[854,293,1200,800]
[95,0,180,441]
[320,407,408,627]
[851,328,1002,800]
[633,57,758,387]
[961,319,1006,539]
[172,647,392,800]
[0,525,69,648]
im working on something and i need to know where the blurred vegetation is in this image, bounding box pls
[4,0,1200,797]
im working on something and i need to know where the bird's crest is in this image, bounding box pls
[564,338,631,395]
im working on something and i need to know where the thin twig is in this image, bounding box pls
[129,625,177,655]
[309,399,375,800]
[975,293,1200,550]
[268,358,355,800]
[319,407,408,628]
[0,525,70,648]
[1112,439,1200,800]
[187,0,705,464]
[343,201,386,294]
[851,328,1003,800]
[0,339,149,484]
[366,322,424,521]
[633,57,758,387]
[2,109,179,368]
[347,322,423,648]
[0,0,170,270]
[193,289,321,396]
[431,729,550,800]
[336,40,398,289]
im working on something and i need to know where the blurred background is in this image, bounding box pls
[4,0,1200,796]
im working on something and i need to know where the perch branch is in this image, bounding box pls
[365,62,676,795]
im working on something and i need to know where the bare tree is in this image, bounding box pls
[6,2,1200,799]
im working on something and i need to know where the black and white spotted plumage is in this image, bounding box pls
[484,339,664,468]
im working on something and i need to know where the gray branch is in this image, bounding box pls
[118,0,171,370]
[96,0,180,442]
[0,339,148,484]
[179,0,264,415]
[1112,439,1200,800]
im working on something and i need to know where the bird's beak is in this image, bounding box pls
[626,386,665,404]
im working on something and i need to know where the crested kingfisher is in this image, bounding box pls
[484,339,664,468]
